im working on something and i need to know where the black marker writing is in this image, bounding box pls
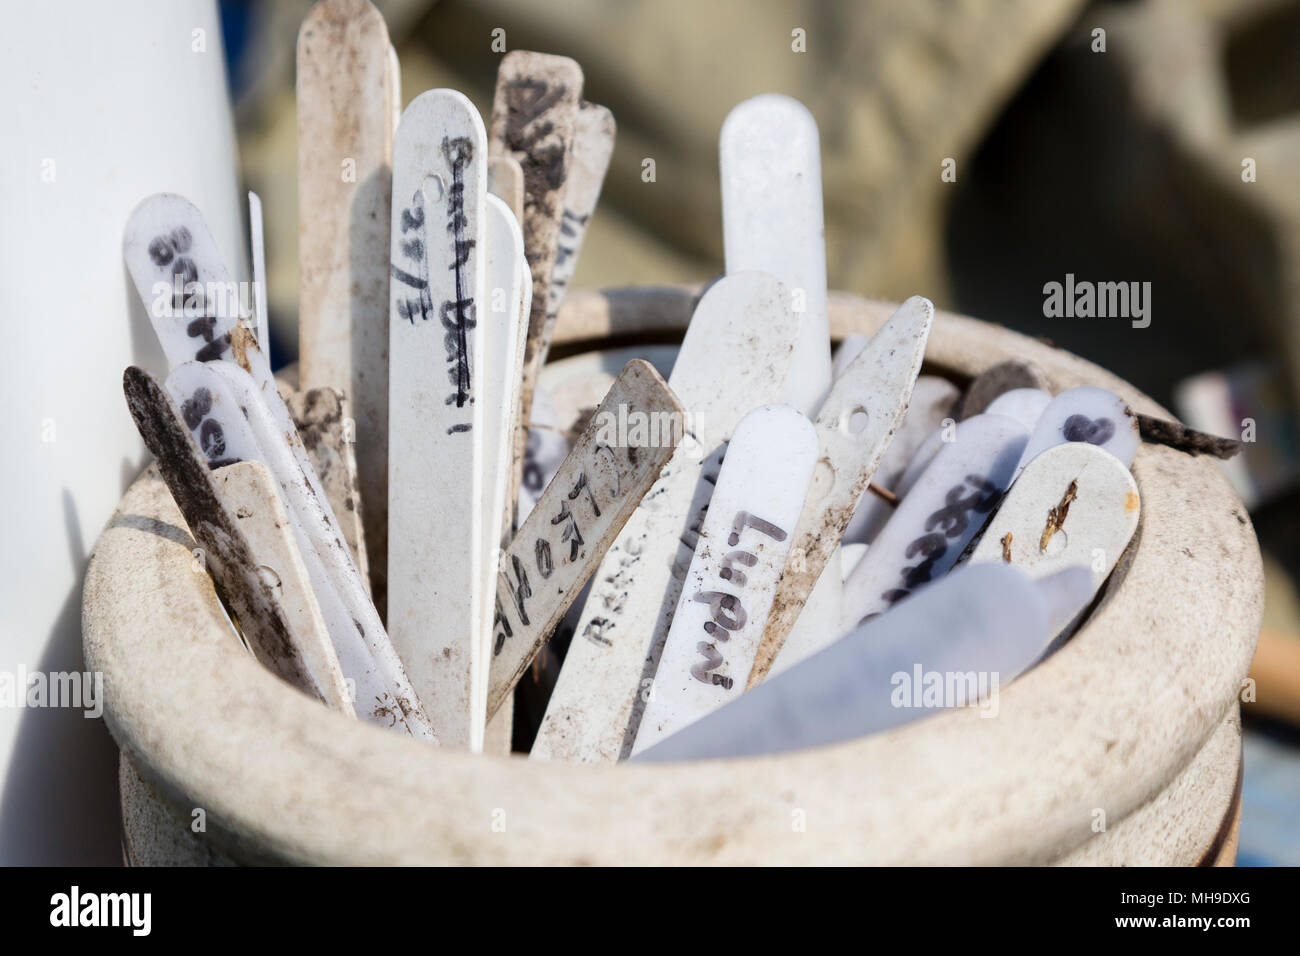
[148,226,232,362]
[1062,414,1114,445]
[392,195,433,324]
[880,474,1001,608]
[440,136,476,411]
[179,386,240,469]
[689,510,785,688]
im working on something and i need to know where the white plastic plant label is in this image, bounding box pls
[632,404,818,753]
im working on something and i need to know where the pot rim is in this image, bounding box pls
[83,286,1263,864]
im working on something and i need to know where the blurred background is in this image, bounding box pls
[3,0,1296,863]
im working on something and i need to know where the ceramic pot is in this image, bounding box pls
[85,287,1262,865]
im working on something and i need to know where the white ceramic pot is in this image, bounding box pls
[85,288,1262,865]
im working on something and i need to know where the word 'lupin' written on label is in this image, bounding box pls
[632,402,817,753]
[691,511,787,689]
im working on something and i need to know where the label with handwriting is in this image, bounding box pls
[545,101,615,322]
[388,88,489,749]
[839,413,1028,630]
[632,404,817,753]
[746,296,933,687]
[489,51,584,452]
[530,273,799,764]
[1013,385,1138,480]
[487,359,684,718]
[123,193,247,368]
[489,51,584,527]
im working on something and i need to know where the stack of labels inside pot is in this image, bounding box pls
[530,273,799,763]
[746,295,934,687]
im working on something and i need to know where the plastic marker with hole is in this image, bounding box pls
[631,404,818,753]
[842,375,960,545]
[387,89,489,750]
[746,295,933,686]
[839,413,1028,630]
[530,273,800,763]
[634,563,1093,762]
[971,441,1140,630]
